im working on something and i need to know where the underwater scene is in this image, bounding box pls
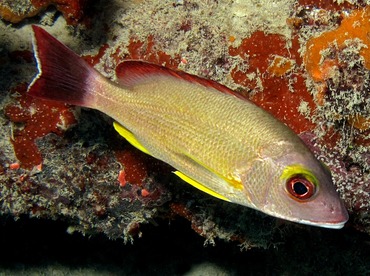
[0,0,369,274]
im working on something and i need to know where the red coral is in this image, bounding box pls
[229,32,315,133]
[115,148,148,187]
[0,0,90,25]
[110,36,181,70]
[4,84,77,169]
[298,0,353,10]
[83,44,110,66]
[34,0,88,24]
[170,202,204,236]
[127,35,180,68]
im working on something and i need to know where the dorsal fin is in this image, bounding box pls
[115,61,246,100]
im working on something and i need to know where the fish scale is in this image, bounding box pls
[27,25,348,228]
[104,78,303,204]
[114,82,255,167]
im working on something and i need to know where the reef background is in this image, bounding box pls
[0,0,370,274]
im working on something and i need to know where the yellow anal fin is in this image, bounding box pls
[113,122,151,155]
[174,171,231,202]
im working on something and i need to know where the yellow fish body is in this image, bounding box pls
[28,26,348,228]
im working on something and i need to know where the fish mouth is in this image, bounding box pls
[273,208,349,229]
[298,219,347,229]
[264,209,349,229]
[295,213,349,229]
[301,204,350,229]
[261,203,349,229]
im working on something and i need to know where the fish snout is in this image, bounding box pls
[315,197,349,229]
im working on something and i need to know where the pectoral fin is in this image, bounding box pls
[174,171,231,202]
[113,122,151,155]
[182,152,244,191]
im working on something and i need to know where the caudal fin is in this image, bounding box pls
[28,25,97,108]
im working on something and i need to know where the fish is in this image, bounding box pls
[28,25,349,229]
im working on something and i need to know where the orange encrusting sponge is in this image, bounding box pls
[304,6,370,82]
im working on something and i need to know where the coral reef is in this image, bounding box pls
[229,31,315,133]
[0,0,369,252]
[1,108,171,242]
[0,0,90,25]
[289,3,370,234]
[4,84,77,169]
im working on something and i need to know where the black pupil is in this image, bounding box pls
[293,181,308,195]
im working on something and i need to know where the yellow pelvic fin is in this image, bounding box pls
[174,171,231,202]
[113,122,151,155]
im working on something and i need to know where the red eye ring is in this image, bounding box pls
[286,176,316,200]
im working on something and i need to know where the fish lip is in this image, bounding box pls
[300,220,347,229]
[271,207,349,229]
[295,214,349,229]
[320,222,346,229]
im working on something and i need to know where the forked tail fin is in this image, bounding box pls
[28,25,98,108]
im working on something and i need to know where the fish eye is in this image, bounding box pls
[286,175,315,200]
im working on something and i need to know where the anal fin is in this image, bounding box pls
[113,122,151,155]
[174,171,231,202]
